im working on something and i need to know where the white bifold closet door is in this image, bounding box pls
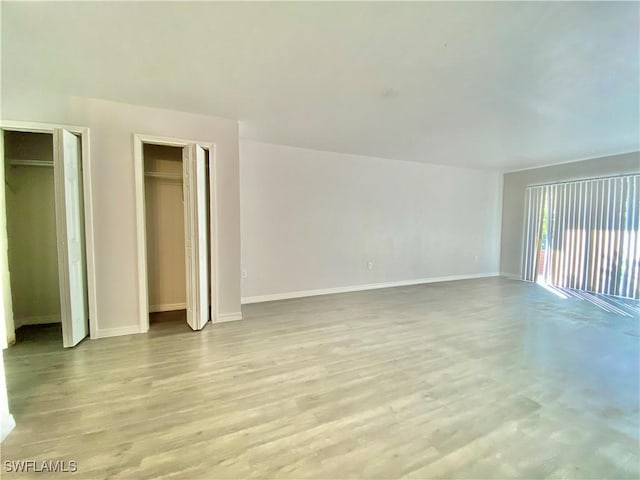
[182,144,209,330]
[53,129,89,347]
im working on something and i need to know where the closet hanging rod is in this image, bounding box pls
[8,159,53,168]
[144,172,182,181]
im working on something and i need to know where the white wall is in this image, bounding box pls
[2,94,241,338]
[501,151,640,277]
[241,140,503,301]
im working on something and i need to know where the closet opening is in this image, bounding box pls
[138,137,216,333]
[2,128,91,348]
[143,144,188,329]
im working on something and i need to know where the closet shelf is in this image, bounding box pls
[144,172,183,181]
[8,159,53,168]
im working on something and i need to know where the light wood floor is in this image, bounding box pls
[2,277,639,479]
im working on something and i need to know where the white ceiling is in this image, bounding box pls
[2,2,638,170]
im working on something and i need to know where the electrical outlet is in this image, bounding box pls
[474,255,479,263]
[367,261,373,270]
[241,269,248,279]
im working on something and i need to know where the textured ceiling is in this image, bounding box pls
[2,2,638,169]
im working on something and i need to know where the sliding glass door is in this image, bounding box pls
[522,175,639,299]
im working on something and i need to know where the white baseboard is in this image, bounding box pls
[149,303,186,313]
[14,314,61,329]
[0,412,15,443]
[501,273,521,280]
[216,312,243,323]
[92,325,142,339]
[241,272,501,304]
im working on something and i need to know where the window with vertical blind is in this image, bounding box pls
[522,174,639,300]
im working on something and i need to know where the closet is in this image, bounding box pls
[142,142,213,330]
[2,129,89,347]
[144,144,187,324]
[4,131,59,340]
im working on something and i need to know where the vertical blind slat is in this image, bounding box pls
[577,182,586,290]
[614,178,625,296]
[624,177,634,297]
[586,181,594,290]
[631,177,639,298]
[564,183,571,288]
[596,181,605,293]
